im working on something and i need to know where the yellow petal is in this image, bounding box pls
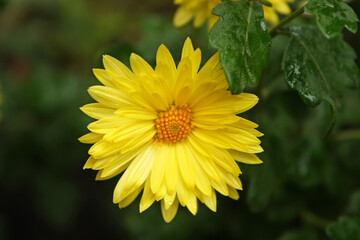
[113,144,154,203]
[191,129,231,149]
[231,117,259,128]
[88,85,134,108]
[187,134,210,157]
[92,154,117,170]
[232,128,262,144]
[205,144,241,175]
[202,188,217,212]
[183,143,212,196]
[87,116,126,134]
[244,144,264,154]
[161,197,179,223]
[148,92,169,111]
[192,128,261,153]
[80,103,115,119]
[191,120,225,131]
[130,53,154,78]
[193,10,207,27]
[156,44,176,82]
[175,86,191,108]
[118,185,143,209]
[174,8,194,27]
[188,82,220,109]
[218,167,243,190]
[176,143,195,189]
[79,132,103,144]
[229,150,263,164]
[274,1,291,15]
[120,128,156,154]
[103,121,154,143]
[186,191,198,215]
[140,179,155,213]
[165,144,178,196]
[181,37,195,59]
[193,114,239,125]
[155,181,167,201]
[111,75,139,92]
[97,146,145,179]
[188,144,222,183]
[175,57,192,97]
[233,93,259,114]
[176,177,190,207]
[114,107,157,120]
[154,63,174,101]
[151,146,167,193]
[209,177,229,196]
[263,7,279,25]
[130,91,158,111]
[245,128,264,137]
[228,186,239,200]
[89,140,122,158]
[164,193,176,210]
[196,52,221,82]
[189,48,201,77]
[103,55,134,80]
[95,163,130,180]
[83,156,96,169]
[93,68,115,88]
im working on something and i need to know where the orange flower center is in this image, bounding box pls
[154,104,193,145]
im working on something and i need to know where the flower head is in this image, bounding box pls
[79,38,263,222]
[173,0,293,29]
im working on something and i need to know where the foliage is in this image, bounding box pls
[282,25,360,128]
[305,0,359,39]
[327,217,360,240]
[209,0,271,94]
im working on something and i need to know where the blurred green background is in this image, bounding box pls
[0,0,359,239]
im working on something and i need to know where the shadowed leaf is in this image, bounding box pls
[305,0,359,39]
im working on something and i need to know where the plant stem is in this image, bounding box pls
[300,209,333,229]
[269,2,307,38]
[332,129,360,141]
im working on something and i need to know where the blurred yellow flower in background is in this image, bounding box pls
[173,0,293,29]
[263,0,294,25]
[79,38,263,222]
[174,0,220,30]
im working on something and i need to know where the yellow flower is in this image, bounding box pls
[263,0,294,25]
[174,0,220,30]
[79,38,263,223]
[173,0,293,29]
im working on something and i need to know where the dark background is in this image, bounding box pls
[0,0,359,239]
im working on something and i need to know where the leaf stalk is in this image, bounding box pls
[269,2,307,37]
[332,129,360,141]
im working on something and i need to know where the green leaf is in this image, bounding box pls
[327,217,360,240]
[305,0,359,39]
[281,25,360,127]
[209,0,271,94]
